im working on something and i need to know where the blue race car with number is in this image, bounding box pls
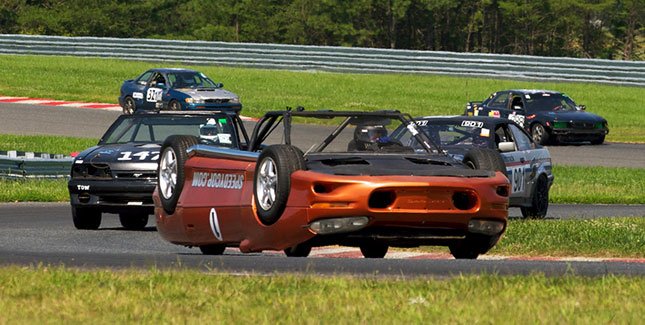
[118,68,242,115]
[393,115,554,219]
[464,89,608,145]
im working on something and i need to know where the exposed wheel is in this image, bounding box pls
[254,145,306,225]
[284,243,312,257]
[158,135,199,214]
[531,123,550,145]
[71,206,101,230]
[360,243,389,258]
[463,148,506,174]
[199,244,226,255]
[118,212,149,230]
[591,135,605,145]
[168,100,181,111]
[521,174,549,219]
[122,96,135,115]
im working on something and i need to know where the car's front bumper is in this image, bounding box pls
[68,178,156,214]
[551,127,608,141]
[182,102,242,113]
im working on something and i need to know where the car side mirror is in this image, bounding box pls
[577,105,586,111]
[216,83,224,88]
[156,83,167,89]
[498,141,515,152]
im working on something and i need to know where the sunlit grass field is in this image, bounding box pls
[0,54,642,142]
[0,266,642,324]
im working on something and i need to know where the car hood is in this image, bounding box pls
[541,110,606,123]
[74,143,160,170]
[177,88,238,100]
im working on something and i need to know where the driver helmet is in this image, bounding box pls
[199,118,219,142]
[354,125,388,145]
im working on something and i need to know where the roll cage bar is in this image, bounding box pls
[247,109,445,155]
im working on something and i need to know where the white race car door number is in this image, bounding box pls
[510,166,526,194]
[146,88,163,102]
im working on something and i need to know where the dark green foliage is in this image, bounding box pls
[1,0,643,59]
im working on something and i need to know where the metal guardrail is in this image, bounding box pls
[1,34,644,86]
[0,150,73,179]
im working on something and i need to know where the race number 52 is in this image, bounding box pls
[146,88,163,102]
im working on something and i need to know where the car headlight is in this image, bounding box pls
[185,98,205,104]
[229,97,240,104]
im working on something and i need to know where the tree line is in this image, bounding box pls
[1,0,643,60]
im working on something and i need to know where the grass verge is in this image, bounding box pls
[490,217,645,258]
[551,165,645,204]
[0,266,642,324]
[0,134,98,156]
[0,54,642,142]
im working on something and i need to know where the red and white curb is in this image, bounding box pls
[0,95,259,121]
[226,247,645,263]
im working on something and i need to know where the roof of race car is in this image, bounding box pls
[145,68,199,74]
[130,110,238,117]
[501,89,562,95]
[417,115,514,125]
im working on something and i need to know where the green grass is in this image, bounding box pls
[0,134,98,156]
[551,165,645,204]
[0,54,642,142]
[0,179,68,202]
[491,217,645,258]
[0,266,642,324]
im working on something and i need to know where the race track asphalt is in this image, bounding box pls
[0,202,643,277]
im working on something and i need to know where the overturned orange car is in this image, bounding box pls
[154,110,510,259]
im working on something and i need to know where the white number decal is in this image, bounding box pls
[461,120,484,128]
[146,88,163,102]
[511,166,525,194]
[117,151,160,161]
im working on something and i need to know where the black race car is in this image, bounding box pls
[394,115,554,219]
[464,89,609,145]
[68,111,249,230]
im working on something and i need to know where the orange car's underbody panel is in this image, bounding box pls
[154,156,510,253]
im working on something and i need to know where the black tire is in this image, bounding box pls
[531,123,550,145]
[168,100,181,111]
[72,206,101,230]
[118,212,149,230]
[521,174,549,219]
[360,243,389,258]
[254,145,306,225]
[463,148,506,174]
[449,234,499,259]
[199,244,226,255]
[449,246,480,259]
[591,135,605,145]
[158,135,199,214]
[122,96,135,115]
[284,243,312,257]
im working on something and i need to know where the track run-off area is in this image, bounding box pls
[0,99,643,277]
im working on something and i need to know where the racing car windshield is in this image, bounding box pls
[100,115,237,148]
[525,93,578,112]
[397,119,493,150]
[167,72,219,89]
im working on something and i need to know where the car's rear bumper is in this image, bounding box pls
[68,178,156,214]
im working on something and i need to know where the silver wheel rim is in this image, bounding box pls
[159,148,177,199]
[125,98,134,114]
[256,157,277,210]
[533,125,543,142]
